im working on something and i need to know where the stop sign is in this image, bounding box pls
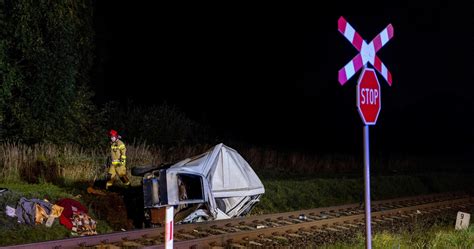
[357,68,381,125]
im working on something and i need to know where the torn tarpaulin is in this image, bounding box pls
[14,197,63,225]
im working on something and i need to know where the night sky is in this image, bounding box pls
[91,2,474,157]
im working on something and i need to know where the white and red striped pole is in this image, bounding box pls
[165,206,174,249]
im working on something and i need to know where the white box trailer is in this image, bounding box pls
[132,143,265,224]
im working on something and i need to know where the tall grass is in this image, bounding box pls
[0,142,101,184]
[0,142,469,185]
[0,142,213,184]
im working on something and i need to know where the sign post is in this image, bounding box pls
[337,16,393,249]
[357,67,381,249]
[165,205,174,249]
[363,123,371,248]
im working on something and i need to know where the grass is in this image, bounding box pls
[252,172,474,215]
[324,225,474,249]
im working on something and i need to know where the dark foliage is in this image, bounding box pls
[0,0,102,146]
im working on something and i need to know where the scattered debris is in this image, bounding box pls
[56,198,97,235]
[86,186,106,196]
[298,214,307,221]
[6,205,16,217]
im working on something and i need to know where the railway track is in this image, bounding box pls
[5,192,473,249]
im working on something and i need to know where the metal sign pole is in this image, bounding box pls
[363,124,372,249]
[337,16,393,249]
[165,205,174,249]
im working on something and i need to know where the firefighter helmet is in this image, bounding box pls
[109,129,118,138]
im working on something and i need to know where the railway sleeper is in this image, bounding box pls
[257,237,274,243]
[289,218,304,223]
[325,227,340,232]
[236,225,256,230]
[344,223,360,228]
[287,233,302,238]
[229,242,247,248]
[265,221,281,227]
[307,215,323,220]
[140,238,160,245]
[335,225,351,230]
[177,233,197,240]
[277,220,294,225]
[209,228,228,235]
[94,244,121,249]
[248,240,264,246]
[195,231,210,237]
[391,216,404,220]
[226,227,243,233]
[121,241,145,248]
[272,235,289,242]
[299,231,314,236]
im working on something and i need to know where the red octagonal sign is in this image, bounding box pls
[357,68,381,125]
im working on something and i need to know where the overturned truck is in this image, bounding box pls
[132,143,265,225]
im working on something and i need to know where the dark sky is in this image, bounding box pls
[91,2,474,157]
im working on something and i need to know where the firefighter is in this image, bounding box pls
[106,129,130,189]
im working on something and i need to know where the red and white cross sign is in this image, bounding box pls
[357,68,381,125]
[338,16,394,86]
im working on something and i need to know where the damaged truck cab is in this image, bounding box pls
[133,143,265,226]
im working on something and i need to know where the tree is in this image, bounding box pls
[0,0,101,146]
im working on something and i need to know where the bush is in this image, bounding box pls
[101,102,211,146]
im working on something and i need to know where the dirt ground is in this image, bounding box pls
[82,180,145,230]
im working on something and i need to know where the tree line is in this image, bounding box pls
[0,0,209,148]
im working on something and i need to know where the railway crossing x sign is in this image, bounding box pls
[337,16,394,86]
[337,16,394,249]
